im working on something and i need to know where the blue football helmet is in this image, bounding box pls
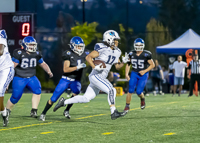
[134,38,145,51]
[22,36,37,52]
[69,36,85,56]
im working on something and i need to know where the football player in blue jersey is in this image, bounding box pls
[6,36,53,119]
[124,38,155,113]
[39,36,89,121]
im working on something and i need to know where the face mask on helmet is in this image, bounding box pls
[134,38,145,51]
[70,37,85,56]
[169,57,175,63]
[22,36,37,52]
[103,30,120,48]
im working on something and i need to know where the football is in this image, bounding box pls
[93,60,106,68]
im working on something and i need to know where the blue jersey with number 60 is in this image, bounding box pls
[127,50,152,73]
[12,49,44,78]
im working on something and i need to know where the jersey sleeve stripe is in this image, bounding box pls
[12,57,20,63]
[95,47,106,51]
[38,58,44,64]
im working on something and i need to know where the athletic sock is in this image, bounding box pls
[126,103,130,107]
[141,98,145,102]
[110,106,116,114]
[42,101,52,115]
[1,108,7,116]
[31,108,38,112]
[65,95,74,111]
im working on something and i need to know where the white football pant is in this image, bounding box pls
[64,74,116,105]
[0,67,14,97]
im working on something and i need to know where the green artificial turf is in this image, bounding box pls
[1,93,200,143]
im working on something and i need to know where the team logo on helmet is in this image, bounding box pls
[0,30,7,39]
[69,36,85,56]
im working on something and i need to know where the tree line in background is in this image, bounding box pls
[17,0,200,89]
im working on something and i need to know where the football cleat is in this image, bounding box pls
[53,97,65,112]
[39,114,46,121]
[30,110,37,118]
[63,111,71,119]
[159,91,164,95]
[153,91,157,96]
[141,99,145,110]
[124,106,130,113]
[2,110,9,127]
[6,109,11,121]
[111,109,126,120]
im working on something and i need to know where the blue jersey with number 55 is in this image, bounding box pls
[12,49,44,78]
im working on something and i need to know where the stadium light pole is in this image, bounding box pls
[126,0,129,51]
[82,0,85,23]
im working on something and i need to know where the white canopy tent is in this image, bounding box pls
[156,29,200,55]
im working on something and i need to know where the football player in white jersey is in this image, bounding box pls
[0,30,15,127]
[53,30,130,120]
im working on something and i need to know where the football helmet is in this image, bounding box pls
[0,30,7,47]
[103,30,120,47]
[134,38,145,51]
[69,36,85,56]
[169,57,175,64]
[22,36,37,52]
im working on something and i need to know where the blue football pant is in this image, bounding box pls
[50,78,81,103]
[10,76,41,104]
[128,71,149,95]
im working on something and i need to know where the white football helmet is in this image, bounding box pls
[169,57,175,64]
[0,30,7,48]
[134,38,145,51]
[103,30,120,47]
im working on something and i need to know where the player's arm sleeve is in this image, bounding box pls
[62,51,70,61]
[37,51,44,64]
[94,44,105,54]
[12,49,21,64]
[147,52,152,60]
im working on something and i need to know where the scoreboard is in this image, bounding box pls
[0,13,34,54]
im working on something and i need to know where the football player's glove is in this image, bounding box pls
[122,52,130,63]
[69,36,85,56]
[134,38,145,51]
[77,63,86,70]
[22,36,37,52]
[94,63,105,71]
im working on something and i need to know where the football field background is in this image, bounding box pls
[1,93,200,143]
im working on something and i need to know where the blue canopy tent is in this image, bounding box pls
[156,29,200,55]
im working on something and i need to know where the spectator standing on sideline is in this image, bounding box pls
[151,60,164,96]
[162,66,168,83]
[168,57,175,93]
[187,54,200,97]
[172,56,187,97]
